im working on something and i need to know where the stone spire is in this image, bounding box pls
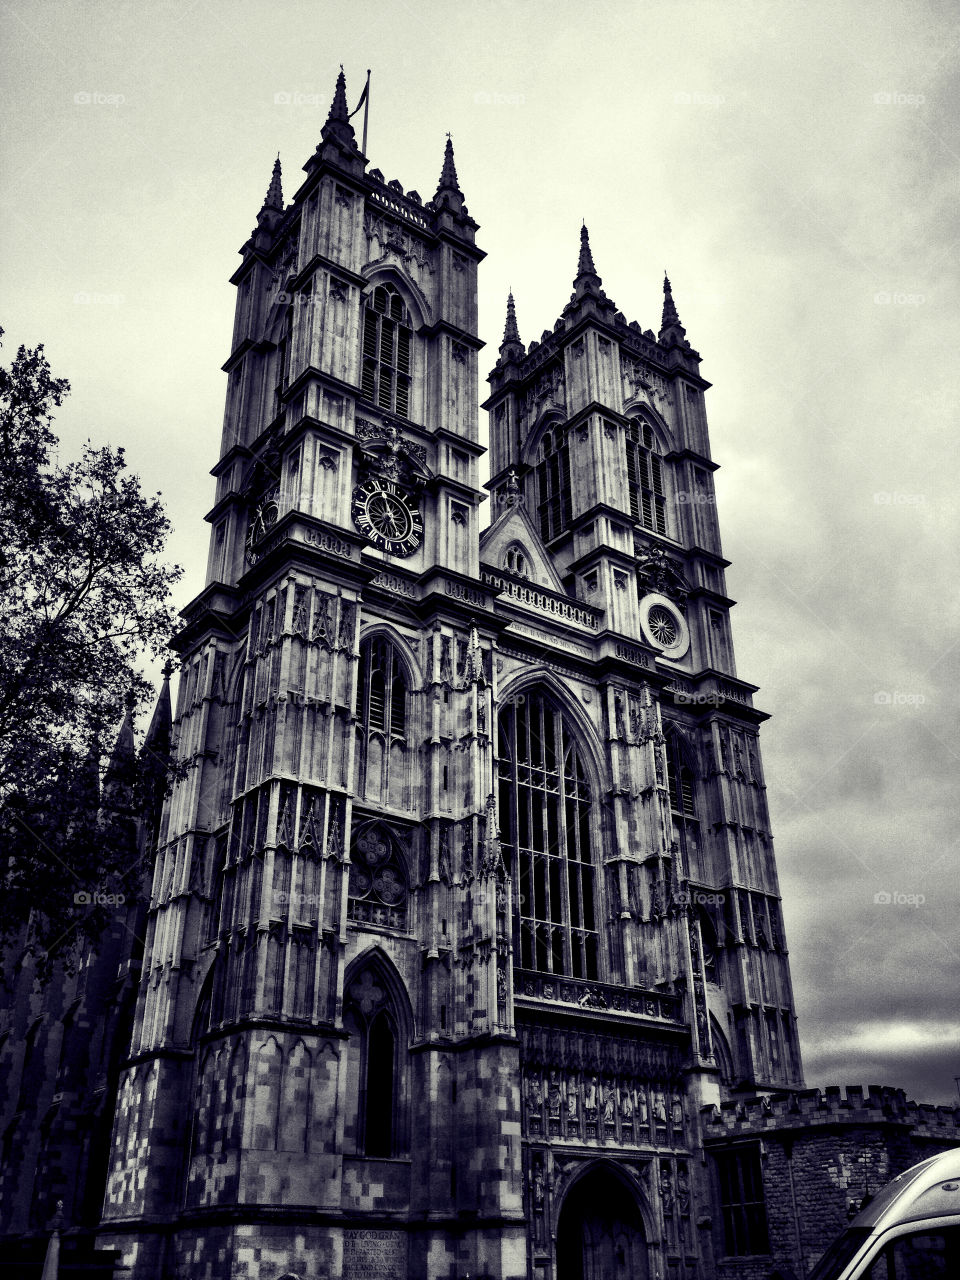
[101,689,137,817]
[569,223,611,307]
[320,65,357,149]
[659,273,687,345]
[436,134,461,194]
[499,290,524,362]
[262,155,283,212]
[329,64,350,122]
[434,134,465,213]
[576,222,598,281]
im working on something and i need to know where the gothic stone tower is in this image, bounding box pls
[481,230,804,1279]
[99,70,802,1280]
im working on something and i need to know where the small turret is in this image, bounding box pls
[434,134,465,213]
[499,290,523,362]
[659,273,687,346]
[320,65,358,151]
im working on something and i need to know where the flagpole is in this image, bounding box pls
[361,69,371,157]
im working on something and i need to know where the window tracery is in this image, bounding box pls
[361,284,411,417]
[498,690,598,978]
[627,419,666,535]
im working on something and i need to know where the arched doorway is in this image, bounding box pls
[556,1164,649,1280]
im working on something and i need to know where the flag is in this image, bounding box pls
[348,73,370,120]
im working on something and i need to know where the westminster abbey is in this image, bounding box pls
[2,67,957,1280]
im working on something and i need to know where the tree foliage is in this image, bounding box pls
[0,331,182,967]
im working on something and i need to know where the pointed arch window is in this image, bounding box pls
[665,731,703,879]
[343,965,407,1157]
[355,635,409,803]
[536,428,572,542]
[361,284,412,417]
[627,420,666,535]
[498,690,599,978]
[502,542,530,579]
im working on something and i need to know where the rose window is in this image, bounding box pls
[348,826,408,928]
[648,606,679,646]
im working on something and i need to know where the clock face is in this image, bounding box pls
[245,492,279,562]
[352,479,423,557]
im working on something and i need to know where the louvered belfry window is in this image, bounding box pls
[536,429,573,542]
[498,690,599,979]
[627,420,666,535]
[666,731,703,879]
[361,284,411,417]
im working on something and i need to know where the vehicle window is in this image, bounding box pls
[808,1229,872,1280]
[866,1227,960,1279]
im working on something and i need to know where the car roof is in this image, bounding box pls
[852,1149,960,1231]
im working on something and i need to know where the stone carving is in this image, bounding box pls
[636,545,689,605]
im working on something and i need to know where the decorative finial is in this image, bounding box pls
[502,291,521,346]
[660,272,684,337]
[576,223,598,281]
[329,66,349,121]
[436,134,461,194]
[262,155,283,211]
[505,468,520,506]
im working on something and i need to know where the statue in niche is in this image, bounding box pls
[653,1090,667,1123]
[547,1071,562,1119]
[566,1076,579,1121]
[602,1079,616,1124]
[527,1072,543,1110]
[677,1163,691,1214]
[671,1093,684,1127]
[533,1163,545,1208]
[620,1084,634,1120]
[660,1165,674,1216]
[637,1086,649,1125]
[584,1075,598,1118]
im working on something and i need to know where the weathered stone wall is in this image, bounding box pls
[705,1085,960,1279]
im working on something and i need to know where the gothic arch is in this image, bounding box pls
[342,948,413,1156]
[356,622,423,691]
[553,1157,656,1243]
[342,946,414,1041]
[360,264,431,329]
[522,408,568,468]
[497,667,609,797]
[553,1157,653,1280]
[626,402,673,454]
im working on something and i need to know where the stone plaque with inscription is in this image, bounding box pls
[343,1228,406,1278]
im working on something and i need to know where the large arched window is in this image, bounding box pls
[355,635,409,805]
[342,960,407,1158]
[627,420,666,535]
[665,731,703,879]
[361,284,411,417]
[498,690,598,978]
[536,428,572,542]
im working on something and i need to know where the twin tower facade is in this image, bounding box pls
[99,71,803,1280]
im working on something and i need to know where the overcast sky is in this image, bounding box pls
[2,0,958,1105]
